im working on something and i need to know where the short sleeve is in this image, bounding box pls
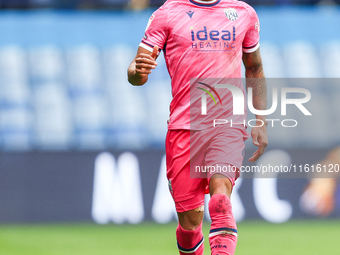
[139,8,168,53]
[242,7,260,53]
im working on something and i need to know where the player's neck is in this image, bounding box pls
[195,0,219,2]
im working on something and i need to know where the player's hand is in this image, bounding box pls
[135,45,159,76]
[249,122,268,163]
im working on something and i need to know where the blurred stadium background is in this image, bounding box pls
[0,0,340,254]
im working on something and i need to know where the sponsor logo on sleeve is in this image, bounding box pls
[255,21,260,33]
[145,14,155,32]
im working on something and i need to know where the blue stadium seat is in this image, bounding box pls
[66,45,107,149]
[283,42,321,79]
[29,46,64,84]
[0,46,32,150]
[261,42,286,78]
[103,45,148,149]
[33,82,72,149]
[145,52,171,147]
[320,42,340,78]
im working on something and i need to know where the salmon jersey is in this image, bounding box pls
[140,0,260,130]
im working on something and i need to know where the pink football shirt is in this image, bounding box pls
[140,0,260,130]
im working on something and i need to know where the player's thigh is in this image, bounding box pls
[166,129,207,213]
[205,127,248,192]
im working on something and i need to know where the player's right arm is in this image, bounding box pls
[243,48,268,163]
[241,5,267,162]
[128,5,167,86]
[128,45,159,86]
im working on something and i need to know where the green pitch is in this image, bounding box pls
[0,220,339,255]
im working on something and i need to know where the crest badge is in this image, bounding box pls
[224,8,238,21]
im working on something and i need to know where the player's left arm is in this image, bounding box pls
[242,47,268,162]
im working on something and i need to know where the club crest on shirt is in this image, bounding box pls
[224,8,238,21]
